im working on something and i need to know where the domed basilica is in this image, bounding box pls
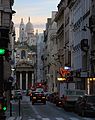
[15,17,38,90]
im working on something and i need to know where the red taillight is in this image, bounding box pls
[0,103,2,110]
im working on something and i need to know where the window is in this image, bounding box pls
[21,50,26,59]
[2,12,10,27]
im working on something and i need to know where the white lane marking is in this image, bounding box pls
[7,117,15,120]
[56,118,65,120]
[28,119,35,120]
[42,118,50,120]
[16,116,22,120]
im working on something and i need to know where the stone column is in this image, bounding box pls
[26,72,28,90]
[20,72,22,89]
[32,73,34,86]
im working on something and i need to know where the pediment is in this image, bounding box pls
[16,61,33,68]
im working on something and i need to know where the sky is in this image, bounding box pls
[12,0,60,40]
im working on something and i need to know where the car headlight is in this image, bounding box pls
[42,97,45,99]
[33,97,36,99]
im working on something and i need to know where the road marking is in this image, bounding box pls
[16,116,22,120]
[56,118,65,120]
[28,119,35,120]
[42,118,50,120]
[7,117,15,120]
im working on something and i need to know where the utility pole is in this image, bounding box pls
[0,52,5,119]
[0,56,4,94]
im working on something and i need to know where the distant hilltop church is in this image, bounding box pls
[15,17,38,90]
[18,17,37,45]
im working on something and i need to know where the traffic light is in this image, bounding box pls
[0,97,7,111]
[0,48,7,56]
[0,48,8,56]
[0,48,11,61]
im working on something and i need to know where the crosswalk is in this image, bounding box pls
[6,117,95,120]
[6,116,22,120]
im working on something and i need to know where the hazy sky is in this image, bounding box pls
[12,0,60,40]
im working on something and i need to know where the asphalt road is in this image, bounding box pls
[5,95,95,120]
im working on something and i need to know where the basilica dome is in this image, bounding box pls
[25,17,34,34]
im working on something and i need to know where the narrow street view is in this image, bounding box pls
[0,0,95,120]
[5,94,95,120]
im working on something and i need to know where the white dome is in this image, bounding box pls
[25,17,34,34]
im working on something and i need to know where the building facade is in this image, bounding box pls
[42,0,95,94]
[36,33,44,82]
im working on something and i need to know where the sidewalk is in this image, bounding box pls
[5,100,22,120]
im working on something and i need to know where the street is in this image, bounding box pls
[5,95,95,120]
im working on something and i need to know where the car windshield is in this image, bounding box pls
[35,88,44,93]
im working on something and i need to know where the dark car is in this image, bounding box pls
[56,97,64,107]
[77,95,95,117]
[32,91,46,105]
[74,96,83,113]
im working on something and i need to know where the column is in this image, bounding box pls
[26,72,28,90]
[32,73,34,86]
[20,72,22,89]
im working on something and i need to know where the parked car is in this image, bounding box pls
[63,89,85,110]
[74,96,83,113]
[47,92,58,103]
[77,95,95,117]
[47,93,54,102]
[56,97,65,107]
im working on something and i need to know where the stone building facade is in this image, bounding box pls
[43,0,95,94]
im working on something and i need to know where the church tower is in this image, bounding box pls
[19,18,25,43]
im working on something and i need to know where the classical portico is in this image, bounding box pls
[16,61,35,90]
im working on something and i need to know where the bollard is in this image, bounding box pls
[18,98,20,116]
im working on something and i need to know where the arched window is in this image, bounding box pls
[21,50,26,59]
